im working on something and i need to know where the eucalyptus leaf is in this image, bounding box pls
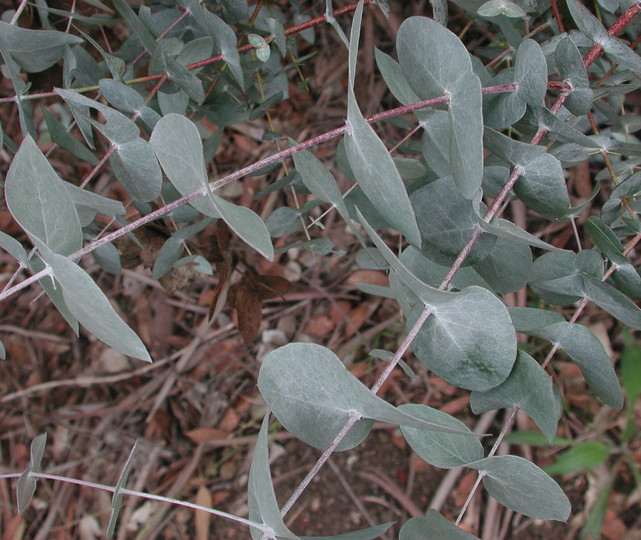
[566,0,641,74]
[42,108,99,165]
[472,236,532,294]
[163,53,205,102]
[345,3,421,245]
[400,512,481,540]
[399,403,484,468]
[357,209,456,306]
[248,414,298,540]
[0,21,82,72]
[583,275,641,331]
[29,256,79,334]
[467,455,571,521]
[150,114,273,260]
[345,94,421,246]
[110,138,163,202]
[195,2,244,89]
[16,434,47,514]
[514,39,547,107]
[397,16,473,99]
[529,250,603,305]
[5,136,82,256]
[292,149,352,228]
[471,351,560,442]
[411,177,496,266]
[408,286,517,391]
[45,251,151,362]
[106,440,139,538]
[0,231,28,265]
[448,72,484,199]
[99,79,161,131]
[112,0,156,53]
[527,321,623,409]
[258,343,476,452]
[554,37,592,116]
[64,182,127,217]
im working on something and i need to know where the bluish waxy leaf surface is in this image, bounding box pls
[399,404,484,468]
[471,351,561,442]
[554,37,592,115]
[16,434,47,514]
[45,251,151,362]
[397,16,483,198]
[400,512,481,540]
[248,414,298,540]
[468,455,571,520]
[411,177,496,266]
[42,108,99,165]
[345,93,421,246]
[5,136,82,256]
[0,21,82,72]
[409,286,517,391]
[357,210,456,306]
[526,322,623,409]
[106,440,140,538]
[258,343,475,451]
[150,114,273,260]
[110,138,163,202]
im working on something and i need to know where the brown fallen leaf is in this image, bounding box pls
[195,485,212,540]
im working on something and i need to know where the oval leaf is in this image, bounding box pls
[470,351,561,442]
[258,343,475,451]
[409,286,517,391]
[5,137,82,256]
[468,455,571,521]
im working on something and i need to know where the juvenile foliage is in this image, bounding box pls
[2,0,641,538]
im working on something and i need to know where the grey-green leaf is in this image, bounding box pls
[449,73,484,199]
[515,39,547,107]
[345,95,421,246]
[42,108,99,165]
[0,21,82,73]
[106,440,139,538]
[400,512,481,540]
[150,114,273,260]
[0,231,28,265]
[411,177,496,267]
[468,455,571,521]
[399,403,484,468]
[471,351,560,442]
[397,16,473,99]
[529,250,603,305]
[293,149,352,227]
[345,5,421,246]
[583,275,641,331]
[16,434,47,514]
[409,286,517,391]
[112,0,156,53]
[527,321,623,409]
[110,139,163,202]
[554,37,592,116]
[258,343,475,451]
[46,252,151,362]
[357,209,456,306]
[195,2,244,89]
[5,136,82,256]
[248,414,298,540]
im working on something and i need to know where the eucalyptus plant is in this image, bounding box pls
[1,0,641,537]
